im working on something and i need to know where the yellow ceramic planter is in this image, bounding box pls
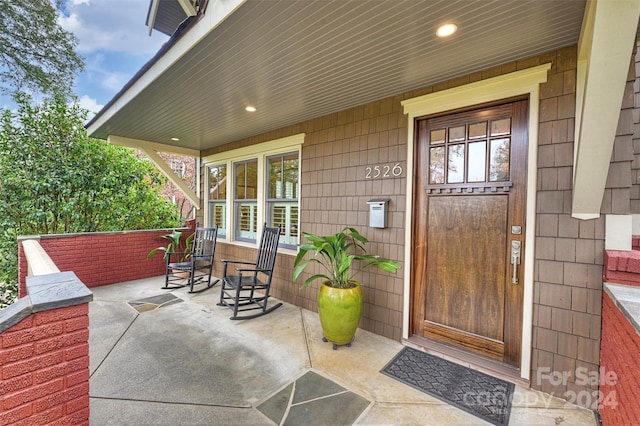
[317,281,363,348]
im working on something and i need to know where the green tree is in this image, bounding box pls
[0,0,84,96]
[0,94,181,308]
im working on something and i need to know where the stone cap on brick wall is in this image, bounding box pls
[604,283,640,336]
[0,271,93,333]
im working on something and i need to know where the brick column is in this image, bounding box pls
[0,272,92,425]
[600,289,640,425]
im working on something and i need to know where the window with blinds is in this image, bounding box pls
[266,153,299,249]
[234,159,258,242]
[208,164,227,238]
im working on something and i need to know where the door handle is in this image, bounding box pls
[510,240,521,284]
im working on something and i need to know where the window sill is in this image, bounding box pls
[219,239,298,257]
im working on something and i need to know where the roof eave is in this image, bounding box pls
[86,0,246,139]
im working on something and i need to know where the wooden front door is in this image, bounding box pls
[411,99,528,367]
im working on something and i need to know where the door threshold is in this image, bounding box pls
[404,336,530,389]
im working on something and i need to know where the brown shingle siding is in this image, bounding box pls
[528,46,613,406]
[540,72,564,99]
[536,327,558,353]
[539,97,558,122]
[536,237,556,260]
[558,214,579,238]
[538,214,559,237]
[551,308,573,334]
[563,262,588,287]
[576,336,600,364]
[199,46,625,410]
[537,191,564,213]
[571,287,588,312]
[563,70,577,95]
[557,332,578,358]
[555,238,576,262]
[538,282,571,308]
[575,239,596,264]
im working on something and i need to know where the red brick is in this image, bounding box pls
[64,356,89,374]
[2,323,64,348]
[600,292,640,425]
[604,251,618,270]
[64,315,89,333]
[3,317,33,334]
[64,343,89,361]
[0,343,34,365]
[36,329,89,357]
[0,373,33,396]
[65,369,89,388]
[34,364,67,384]
[52,407,89,425]
[3,378,64,410]
[604,270,640,286]
[12,406,63,426]
[627,256,640,274]
[0,404,32,426]
[2,351,63,379]
[65,394,89,414]
[33,382,88,413]
[34,305,88,326]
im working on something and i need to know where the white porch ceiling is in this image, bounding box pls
[87,0,588,152]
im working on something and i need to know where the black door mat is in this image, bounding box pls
[257,371,370,426]
[381,347,514,426]
[128,293,183,313]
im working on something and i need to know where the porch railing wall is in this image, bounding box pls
[17,221,195,297]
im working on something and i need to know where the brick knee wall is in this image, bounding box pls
[0,304,90,426]
[599,292,640,425]
[18,222,196,296]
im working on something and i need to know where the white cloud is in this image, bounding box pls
[59,0,167,56]
[77,95,104,120]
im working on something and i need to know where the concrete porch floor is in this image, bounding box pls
[89,277,598,425]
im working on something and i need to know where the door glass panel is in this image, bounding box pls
[429,146,445,184]
[490,138,510,181]
[447,144,465,183]
[469,122,487,139]
[491,118,511,136]
[430,129,446,145]
[467,142,486,182]
[449,125,466,142]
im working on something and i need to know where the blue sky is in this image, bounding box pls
[57,0,169,117]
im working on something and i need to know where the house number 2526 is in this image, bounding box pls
[365,163,403,179]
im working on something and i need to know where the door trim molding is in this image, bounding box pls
[401,63,550,381]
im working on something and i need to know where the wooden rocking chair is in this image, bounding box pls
[217,224,283,319]
[163,226,219,293]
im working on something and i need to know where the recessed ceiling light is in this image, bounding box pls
[245,106,257,112]
[171,137,180,141]
[436,23,458,38]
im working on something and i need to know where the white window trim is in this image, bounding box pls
[203,133,305,254]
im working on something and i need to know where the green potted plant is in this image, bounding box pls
[293,227,401,349]
[147,229,194,263]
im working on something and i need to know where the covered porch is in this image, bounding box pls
[88,276,597,425]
